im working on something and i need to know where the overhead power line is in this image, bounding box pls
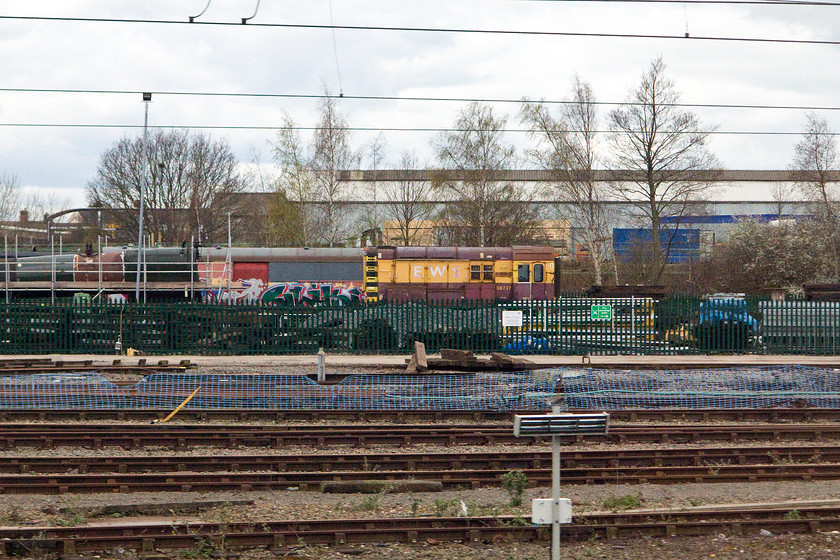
[520,0,840,5]
[1,14,839,46]
[2,87,840,113]
[0,122,835,135]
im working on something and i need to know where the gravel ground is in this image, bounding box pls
[0,438,837,458]
[5,479,840,527]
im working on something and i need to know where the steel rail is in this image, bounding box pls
[2,408,840,424]
[5,505,840,555]
[0,444,838,474]
[1,423,840,449]
[6,462,840,494]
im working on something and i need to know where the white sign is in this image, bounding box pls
[532,498,572,525]
[502,310,524,327]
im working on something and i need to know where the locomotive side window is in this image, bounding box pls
[534,263,544,283]
[483,265,493,280]
[517,264,530,283]
[470,265,481,280]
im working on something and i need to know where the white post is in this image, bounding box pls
[136,93,151,301]
[189,235,195,301]
[551,403,561,560]
[317,347,326,383]
[4,235,8,302]
[50,235,55,304]
[97,235,102,295]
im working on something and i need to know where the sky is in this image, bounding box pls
[1,0,839,208]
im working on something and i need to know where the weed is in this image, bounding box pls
[349,494,381,513]
[602,494,643,512]
[500,470,529,507]
[433,498,457,517]
[499,514,529,527]
[687,497,704,507]
[53,512,87,527]
[180,538,215,559]
[410,497,421,516]
[785,509,802,520]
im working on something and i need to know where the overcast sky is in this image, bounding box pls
[2,0,839,208]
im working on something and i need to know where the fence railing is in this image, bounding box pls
[0,296,838,356]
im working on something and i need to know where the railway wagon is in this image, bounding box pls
[364,246,557,302]
[3,245,558,303]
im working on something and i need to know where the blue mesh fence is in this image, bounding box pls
[0,370,560,411]
[559,365,840,409]
[6,367,840,411]
[333,372,559,410]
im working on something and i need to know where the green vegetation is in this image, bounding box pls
[602,494,643,512]
[500,470,529,507]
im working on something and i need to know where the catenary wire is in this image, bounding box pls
[517,0,840,5]
[1,15,839,46]
[1,88,840,113]
[0,123,835,135]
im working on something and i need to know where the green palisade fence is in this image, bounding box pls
[0,296,838,356]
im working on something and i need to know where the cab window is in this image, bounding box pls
[517,264,530,283]
[483,265,493,281]
[470,265,481,280]
[534,263,544,283]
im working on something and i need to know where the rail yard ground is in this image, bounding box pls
[2,355,840,559]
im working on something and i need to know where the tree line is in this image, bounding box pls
[2,57,837,291]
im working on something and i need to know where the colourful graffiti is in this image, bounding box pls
[260,282,365,306]
[205,280,365,306]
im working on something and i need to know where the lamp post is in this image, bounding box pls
[135,92,152,301]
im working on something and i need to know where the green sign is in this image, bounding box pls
[591,304,612,321]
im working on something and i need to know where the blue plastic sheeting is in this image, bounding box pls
[558,365,840,409]
[0,370,560,411]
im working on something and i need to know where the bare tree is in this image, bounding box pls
[311,92,356,247]
[0,174,22,231]
[608,57,719,283]
[382,151,435,245]
[769,181,799,221]
[87,130,246,244]
[433,102,541,246]
[271,113,319,246]
[361,133,388,245]
[521,76,614,284]
[790,112,840,279]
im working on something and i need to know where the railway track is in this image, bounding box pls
[1,444,837,474]
[5,460,840,494]
[4,502,840,556]
[0,358,193,375]
[0,407,837,424]
[1,422,840,448]
[3,444,840,494]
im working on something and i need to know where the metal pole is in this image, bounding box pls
[97,235,102,296]
[4,235,8,303]
[227,212,232,295]
[50,235,55,304]
[135,93,151,301]
[551,403,561,560]
[190,235,195,301]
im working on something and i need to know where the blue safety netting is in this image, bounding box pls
[333,372,558,410]
[559,365,840,409]
[0,370,560,411]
